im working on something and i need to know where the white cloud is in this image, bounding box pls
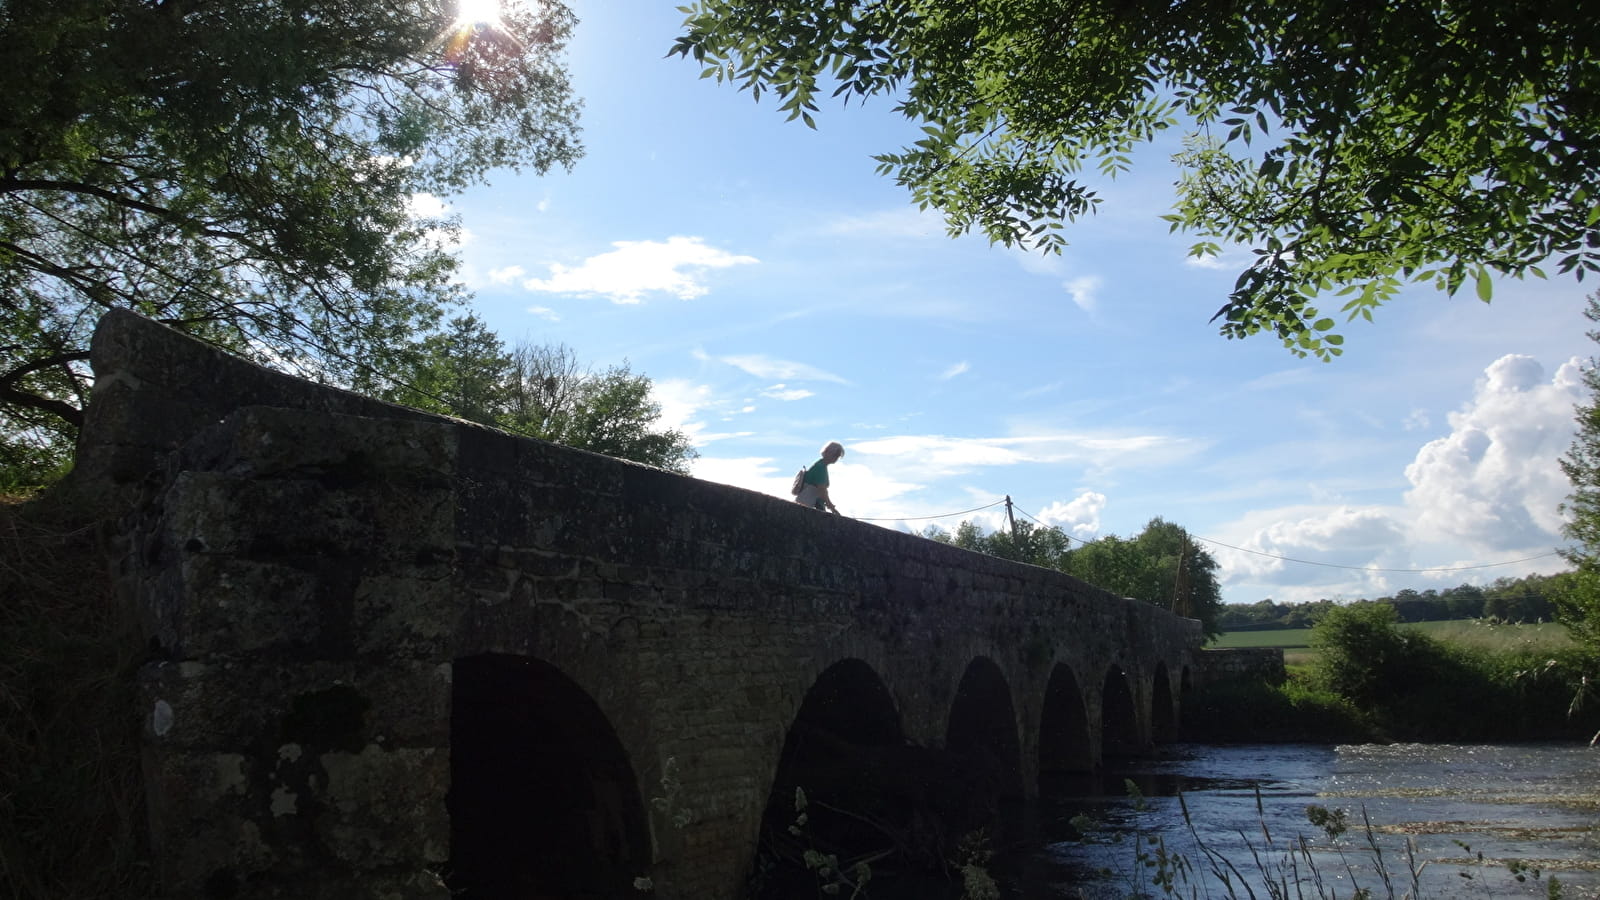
[940,361,970,380]
[406,191,463,251]
[761,384,815,402]
[1064,276,1100,312]
[690,456,788,496]
[651,378,718,445]
[1012,248,1067,277]
[489,265,525,285]
[1206,504,1412,602]
[820,207,946,240]
[1206,354,1583,604]
[717,354,849,384]
[851,431,1198,480]
[1035,492,1107,539]
[689,457,920,512]
[1009,249,1101,311]
[526,305,560,321]
[1404,354,1582,552]
[522,236,757,303]
[407,192,449,219]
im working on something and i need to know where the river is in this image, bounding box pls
[1014,743,1600,899]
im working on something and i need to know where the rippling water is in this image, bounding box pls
[1016,743,1600,899]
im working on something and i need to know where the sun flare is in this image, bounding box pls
[454,0,503,27]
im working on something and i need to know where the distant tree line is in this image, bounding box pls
[1217,573,1566,631]
[923,516,1226,636]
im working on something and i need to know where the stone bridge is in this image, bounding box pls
[74,311,1204,900]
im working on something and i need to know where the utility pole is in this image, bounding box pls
[1004,495,1018,543]
[1172,537,1191,617]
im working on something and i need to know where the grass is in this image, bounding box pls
[1208,628,1313,650]
[1406,619,1577,652]
[1208,620,1577,658]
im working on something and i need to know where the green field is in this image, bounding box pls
[1208,620,1576,662]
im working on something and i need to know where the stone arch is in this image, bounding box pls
[1100,663,1142,760]
[1151,661,1177,743]
[944,656,1025,833]
[1038,662,1093,784]
[446,653,651,899]
[751,658,907,898]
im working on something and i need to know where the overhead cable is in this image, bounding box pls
[1188,537,1565,574]
[854,499,1008,522]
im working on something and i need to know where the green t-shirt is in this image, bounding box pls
[804,458,829,487]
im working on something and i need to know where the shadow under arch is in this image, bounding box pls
[1151,661,1177,743]
[446,654,650,900]
[945,656,1025,839]
[1038,662,1093,791]
[1101,664,1142,761]
[754,658,959,899]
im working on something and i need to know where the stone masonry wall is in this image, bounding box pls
[77,311,1206,899]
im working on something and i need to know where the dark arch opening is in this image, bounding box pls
[1151,662,1176,743]
[1038,663,1093,786]
[755,658,961,899]
[945,657,1025,838]
[1101,665,1142,761]
[446,654,650,900]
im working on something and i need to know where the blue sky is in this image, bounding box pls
[431,1,1590,605]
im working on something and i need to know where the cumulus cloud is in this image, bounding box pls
[407,192,449,219]
[690,456,787,495]
[525,305,560,321]
[1404,354,1582,552]
[1035,492,1107,539]
[1208,354,1583,603]
[522,236,757,303]
[1207,505,1411,602]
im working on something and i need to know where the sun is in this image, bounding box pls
[454,0,503,27]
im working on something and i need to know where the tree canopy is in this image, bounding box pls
[1556,292,1600,651]
[357,314,699,473]
[927,515,1223,634]
[1,0,582,481]
[672,0,1600,359]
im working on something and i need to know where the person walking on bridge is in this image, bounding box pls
[795,441,844,514]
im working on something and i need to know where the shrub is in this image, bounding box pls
[1306,601,1600,741]
[1182,676,1375,743]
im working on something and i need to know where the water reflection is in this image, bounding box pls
[1019,743,1600,899]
